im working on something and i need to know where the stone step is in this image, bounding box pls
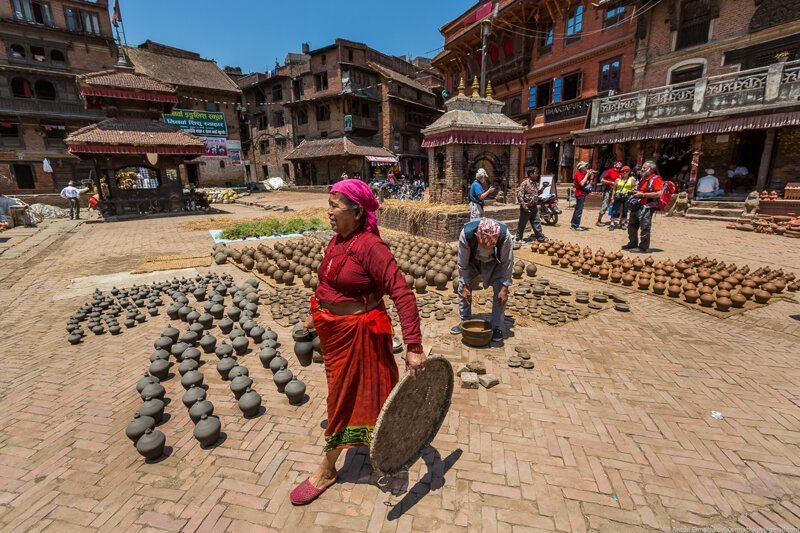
[685,207,742,218]
[692,200,745,209]
[684,213,743,222]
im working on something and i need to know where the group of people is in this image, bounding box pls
[571,159,666,253]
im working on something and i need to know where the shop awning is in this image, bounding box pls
[80,86,179,104]
[365,155,398,164]
[575,111,800,146]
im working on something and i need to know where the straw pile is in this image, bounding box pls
[181,207,329,232]
[379,201,466,234]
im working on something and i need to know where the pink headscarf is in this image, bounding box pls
[330,179,381,236]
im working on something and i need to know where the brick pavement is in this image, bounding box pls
[0,196,799,532]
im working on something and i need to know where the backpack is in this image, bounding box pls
[656,180,676,211]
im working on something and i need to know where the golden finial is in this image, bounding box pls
[457,77,465,96]
[471,76,480,97]
[486,80,494,100]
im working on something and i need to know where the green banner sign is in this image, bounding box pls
[163,108,227,137]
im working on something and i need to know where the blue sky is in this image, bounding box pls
[117,0,471,73]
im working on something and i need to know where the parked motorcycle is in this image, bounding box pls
[538,193,561,225]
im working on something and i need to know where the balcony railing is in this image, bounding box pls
[590,59,800,128]
[351,115,379,130]
[0,96,104,119]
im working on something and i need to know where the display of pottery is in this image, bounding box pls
[182,384,206,408]
[138,396,165,424]
[135,428,166,460]
[125,413,155,443]
[189,400,214,424]
[284,378,306,405]
[230,375,253,399]
[193,414,221,447]
[238,388,262,418]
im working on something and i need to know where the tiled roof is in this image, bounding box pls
[78,69,176,93]
[65,118,205,148]
[368,62,433,95]
[124,46,241,94]
[285,136,395,160]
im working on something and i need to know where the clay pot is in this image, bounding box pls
[273,367,293,393]
[610,271,622,283]
[414,278,427,294]
[526,264,538,277]
[667,285,681,298]
[754,290,771,304]
[699,293,715,307]
[773,280,786,293]
[269,355,288,374]
[238,388,262,418]
[182,347,201,362]
[148,359,170,380]
[228,365,249,380]
[637,278,650,290]
[189,400,214,424]
[622,274,635,286]
[136,374,160,394]
[135,428,166,460]
[730,293,747,308]
[652,282,666,295]
[232,336,249,356]
[181,370,204,390]
[230,375,253,399]
[182,384,206,408]
[699,285,714,295]
[194,414,221,447]
[259,347,277,368]
[739,286,755,299]
[715,297,732,312]
[140,382,165,402]
[217,356,236,380]
[284,378,306,405]
[761,282,777,294]
[434,272,449,290]
[138,396,165,424]
[684,290,699,304]
[126,413,156,443]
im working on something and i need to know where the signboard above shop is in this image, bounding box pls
[163,108,228,137]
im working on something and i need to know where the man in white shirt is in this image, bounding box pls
[695,169,725,199]
[59,180,84,219]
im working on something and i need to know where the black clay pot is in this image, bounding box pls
[189,400,214,424]
[199,335,216,353]
[227,307,242,321]
[186,311,200,324]
[181,370,204,390]
[162,326,180,342]
[136,373,160,393]
[166,305,180,320]
[215,342,233,359]
[154,336,173,351]
[171,342,189,359]
[269,355,288,374]
[258,347,277,368]
[217,356,236,380]
[138,396,165,424]
[178,306,192,321]
[261,338,278,350]
[68,333,82,345]
[193,288,206,301]
[178,358,199,376]
[209,304,224,319]
[262,328,278,342]
[140,382,165,401]
[292,328,312,342]
[135,313,146,323]
[230,375,253,399]
[92,325,105,335]
[136,428,166,460]
[218,317,234,334]
[232,336,249,356]
[109,325,122,335]
[228,365,249,380]
[238,388,262,418]
[198,313,214,330]
[125,413,155,442]
[294,340,313,367]
[188,322,204,334]
[181,347,201,362]
[284,378,306,405]
[182,384,206,408]
[124,318,136,328]
[148,359,169,380]
[273,367,293,393]
[181,331,199,346]
[147,307,158,317]
[150,349,169,363]
[249,326,265,343]
[228,328,246,341]
[241,320,256,334]
[193,414,221,447]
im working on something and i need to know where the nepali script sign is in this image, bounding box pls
[163,109,227,137]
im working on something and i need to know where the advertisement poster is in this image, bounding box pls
[163,108,228,137]
[228,140,242,165]
[539,175,554,196]
[202,137,228,158]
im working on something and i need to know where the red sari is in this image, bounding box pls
[313,228,420,451]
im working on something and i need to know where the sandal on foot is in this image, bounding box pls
[290,478,332,505]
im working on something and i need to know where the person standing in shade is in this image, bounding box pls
[515,167,547,242]
[450,217,514,343]
[469,168,495,220]
[622,160,663,253]
[596,160,623,226]
[608,165,636,230]
[59,180,86,220]
[570,161,593,231]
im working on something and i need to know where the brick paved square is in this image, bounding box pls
[0,197,799,531]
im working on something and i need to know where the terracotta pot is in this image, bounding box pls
[730,293,747,308]
[652,282,666,295]
[622,274,635,286]
[638,278,650,290]
[754,290,771,304]
[684,290,699,303]
[739,286,755,299]
[699,293,715,307]
[761,282,777,294]
[610,272,622,283]
[599,269,609,280]
[715,297,732,312]
[667,285,681,298]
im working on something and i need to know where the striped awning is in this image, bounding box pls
[574,111,800,146]
[79,86,180,104]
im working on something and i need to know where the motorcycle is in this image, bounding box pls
[538,192,561,226]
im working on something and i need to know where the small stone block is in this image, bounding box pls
[461,372,479,389]
[521,360,535,369]
[466,361,486,375]
[456,364,469,376]
[479,374,499,389]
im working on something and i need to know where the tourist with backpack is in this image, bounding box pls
[622,161,673,253]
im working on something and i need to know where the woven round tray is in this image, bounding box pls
[370,356,454,475]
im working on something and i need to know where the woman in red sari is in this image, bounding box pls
[290,179,426,505]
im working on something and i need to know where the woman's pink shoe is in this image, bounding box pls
[290,478,331,505]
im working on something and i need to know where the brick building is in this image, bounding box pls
[282,39,443,186]
[575,0,800,197]
[0,0,116,195]
[433,0,636,187]
[124,41,244,187]
[238,52,310,183]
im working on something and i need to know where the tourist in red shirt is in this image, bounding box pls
[597,160,623,226]
[570,161,594,231]
[622,160,663,253]
[291,179,425,506]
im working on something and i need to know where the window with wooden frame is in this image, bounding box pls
[297,109,309,125]
[565,5,584,44]
[12,0,53,26]
[598,58,622,92]
[603,6,626,28]
[676,0,712,50]
[314,72,328,91]
[669,64,704,84]
[539,20,554,54]
[0,120,23,148]
[316,104,330,122]
[560,71,582,101]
